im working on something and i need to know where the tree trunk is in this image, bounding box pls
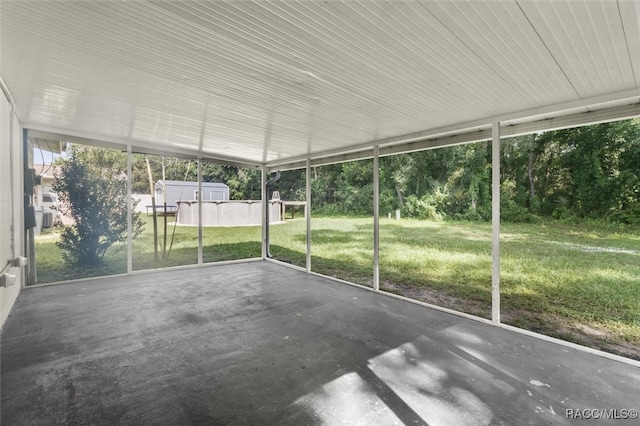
[528,149,536,206]
[162,157,167,260]
[394,185,404,207]
[543,152,554,201]
[145,155,159,261]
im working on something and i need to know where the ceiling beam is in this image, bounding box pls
[269,99,640,171]
[26,129,262,169]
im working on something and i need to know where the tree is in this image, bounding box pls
[53,145,144,266]
[270,169,306,201]
[559,121,640,218]
[128,118,638,224]
[131,155,263,201]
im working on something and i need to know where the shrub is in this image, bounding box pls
[53,146,144,266]
[501,200,542,223]
[551,205,579,223]
[452,208,486,222]
[608,203,640,225]
[403,194,444,220]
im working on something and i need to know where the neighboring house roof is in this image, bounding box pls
[33,164,62,182]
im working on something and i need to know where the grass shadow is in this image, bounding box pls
[203,241,261,263]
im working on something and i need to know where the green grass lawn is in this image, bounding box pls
[35,216,640,358]
[35,216,261,282]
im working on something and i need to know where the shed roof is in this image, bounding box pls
[2,1,639,168]
[155,180,229,189]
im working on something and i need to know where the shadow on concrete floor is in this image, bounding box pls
[2,261,639,425]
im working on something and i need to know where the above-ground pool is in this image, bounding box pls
[176,200,282,226]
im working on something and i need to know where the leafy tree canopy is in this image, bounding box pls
[64,118,640,226]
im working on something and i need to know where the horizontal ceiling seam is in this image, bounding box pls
[267,99,640,170]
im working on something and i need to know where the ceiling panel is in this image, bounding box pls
[618,0,640,89]
[423,0,575,103]
[517,0,636,98]
[1,0,639,166]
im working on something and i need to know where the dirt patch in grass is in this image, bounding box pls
[382,280,491,319]
[501,310,640,362]
[381,280,640,361]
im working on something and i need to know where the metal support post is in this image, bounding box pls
[306,158,312,272]
[261,166,267,259]
[127,145,133,273]
[491,122,501,323]
[373,146,380,291]
[197,157,203,265]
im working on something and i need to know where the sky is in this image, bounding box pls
[32,147,65,166]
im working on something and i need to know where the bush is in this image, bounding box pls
[452,208,486,222]
[551,205,579,223]
[311,203,344,217]
[403,194,444,220]
[53,146,144,266]
[337,183,374,216]
[608,203,640,225]
[501,200,542,223]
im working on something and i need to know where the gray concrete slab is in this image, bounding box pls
[2,261,639,425]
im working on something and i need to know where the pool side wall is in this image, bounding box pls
[177,200,282,226]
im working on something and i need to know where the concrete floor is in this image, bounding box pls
[2,261,639,425]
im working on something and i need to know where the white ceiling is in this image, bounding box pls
[2,0,639,167]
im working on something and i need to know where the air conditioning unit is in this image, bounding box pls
[42,211,53,228]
